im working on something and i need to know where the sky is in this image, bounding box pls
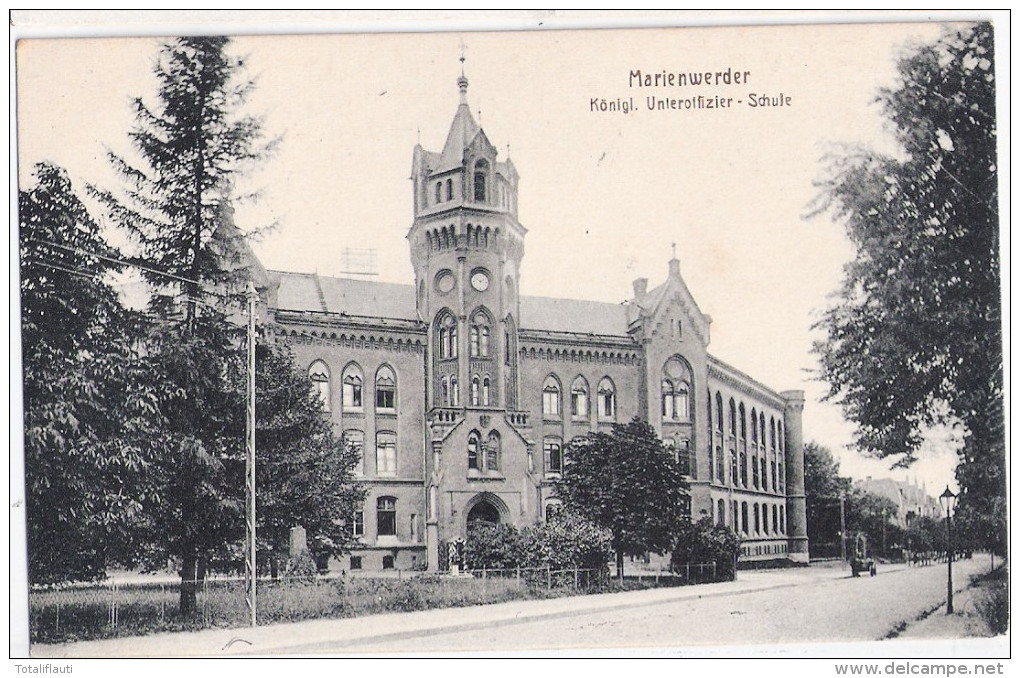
[14,13,998,496]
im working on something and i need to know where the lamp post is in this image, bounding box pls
[938,486,957,615]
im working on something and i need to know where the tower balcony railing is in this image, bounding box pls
[428,408,461,425]
[506,411,530,428]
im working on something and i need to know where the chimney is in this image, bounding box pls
[632,277,648,298]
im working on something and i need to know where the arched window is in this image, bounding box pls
[542,376,561,417]
[467,430,481,471]
[436,313,458,359]
[597,377,616,420]
[741,502,749,535]
[780,506,786,534]
[440,376,450,407]
[471,375,480,406]
[435,182,442,204]
[772,505,779,533]
[375,365,396,411]
[342,364,363,410]
[343,429,364,476]
[676,382,690,419]
[470,310,491,358]
[377,496,396,536]
[473,159,489,202]
[376,431,397,477]
[571,376,589,418]
[717,499,726,527]
[754,503,761,534]
[486,431,501,472]
[728,399,737,437]
[450,376,459,407]
[715,392,724,431]
[762,504,770,535]
[543,437,563,474]
[662,357,692,421]
[308,360,330,412]
[445,178,453,201]
[739,403,747,440]
[482,376,491,406]
[661,379,675,420]
[545,502,563,523]
[751,409,759,443]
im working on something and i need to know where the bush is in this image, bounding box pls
[974,567,1009,636]
[462,513,613,573]
[671,518,741,581]
[285,550,319,583]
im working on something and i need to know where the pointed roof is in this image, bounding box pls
[436,100,481,173]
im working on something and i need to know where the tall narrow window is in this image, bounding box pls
[470,326,480,357]
[435,182,442,204]
[677,438,691,476]
[715,392,724,432]
[308,360,330,412]
[676,382,689,419]
[486,431,501,472]
[597,378,616,420]
[571,377,589,418]
[482,376,491,406]
[353,510,364,537]
[544,437,563,474]
[661,379,675,420]
[375,365,396,411]
[450,376,459,407]
[440,376,450,407]
[473,159,488,202]
[470,311,491,358]
[542,376,561,417]
[376,432,397,477]
[467,430,481,471]
[445,178,453,201]
[377,497,396,537]
[342,365,363,409]
[471,375,480,406]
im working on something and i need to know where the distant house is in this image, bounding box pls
[854,477,942,528]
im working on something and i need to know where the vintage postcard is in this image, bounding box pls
[10,11,1009,667]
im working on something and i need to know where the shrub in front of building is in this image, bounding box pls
[671,517,741,582]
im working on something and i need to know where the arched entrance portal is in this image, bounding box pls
[465,493,509,534]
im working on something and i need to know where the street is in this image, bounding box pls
[31,557,994,657]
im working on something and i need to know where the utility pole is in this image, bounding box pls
[245,282,257,627]
[839,494,847,563]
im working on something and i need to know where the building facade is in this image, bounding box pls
[262,73,809,571]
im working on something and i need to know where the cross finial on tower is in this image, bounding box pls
[459,37,467,75]
[456,38,469,103]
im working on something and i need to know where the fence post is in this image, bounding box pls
[656,565,661,584]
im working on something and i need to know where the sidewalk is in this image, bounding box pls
[32,568,828,658]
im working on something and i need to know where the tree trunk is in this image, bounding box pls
[616,550,625,582]
[179,555,198,617]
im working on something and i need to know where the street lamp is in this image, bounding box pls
[938,486,957,615]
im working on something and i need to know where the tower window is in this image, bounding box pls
[468,431,481,470]
[435,182,442,204]
[473,160,489,202]
[446,178,453,201]
[375,365,396,411]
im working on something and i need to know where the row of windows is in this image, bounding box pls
[342,430,397,477]
[435,310,498,360]
[543,375,616,419]
[716,498,786,536]
[308,361,396,414]
[707,390,786,492]
[468,430,501,473]
[426,160,512,208]
[541,435,693,477]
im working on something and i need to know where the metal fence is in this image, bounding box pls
[29,562,723,644]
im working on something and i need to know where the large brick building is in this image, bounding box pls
[260,72,809,571]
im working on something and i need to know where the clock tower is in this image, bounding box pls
[408,67,533,568]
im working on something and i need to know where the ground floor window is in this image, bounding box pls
[377,496,397,536]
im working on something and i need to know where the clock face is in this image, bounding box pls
[436,270,455,294]
[471,270,490,291]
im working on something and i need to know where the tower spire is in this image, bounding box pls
[457,38,469,104]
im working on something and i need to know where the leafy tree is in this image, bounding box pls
[845,488,901,559]
[19,162,157,584]
[89,36,275,614]
[803,441,852,558]
[251,342,365,575]
[554,418,689,579]
[810,23,1002,547]
[671,517,741,582]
